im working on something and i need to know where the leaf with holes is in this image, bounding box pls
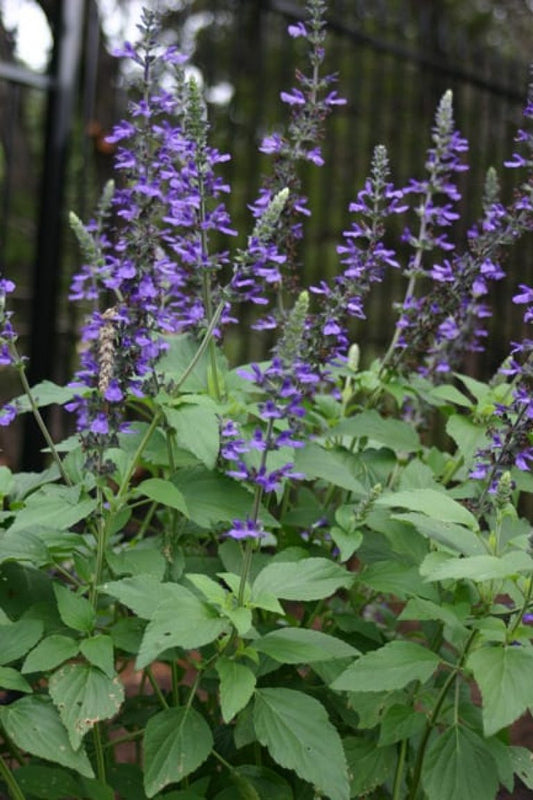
[49,663,124,750]
[143,706,213,797]
[0,695,94,776]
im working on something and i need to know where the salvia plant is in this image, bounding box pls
[1,2,533,799]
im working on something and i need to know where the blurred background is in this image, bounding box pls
[0,0,532,469]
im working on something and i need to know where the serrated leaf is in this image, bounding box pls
[231,765,293,800]
[422,726,499,800]
[216,658,256,722]
[254,628,358,663]
[378,704,426,746]
[135,478,189,516]
[333,409,420,452]
[102,575,178,619]
[421,551,533,583]
[164,403,219,469]
[9,484,97,533]
[360,562,437,601]
[331,640,440,692]
[54,584,95,633]
[143,706,213,797]
[12,765,81,800]
[0,529,49,566]
[173,468,278,529]
[106,545,167,580]
[377,488,477,529]
[80,635,115,677]
[253,557,353,601]
[294,442,365,494]
[468,645,533,736]
[11,380,76,413]
[344,736,395,796]
[0,618,43,665]
[136,591,227,670]
[330,525,363,562]
[49,663,124,749]
[509,746,533,790]
[253,688,349,800]
[446,414,488,466]
[395,511,485,556]
[0,695,94,776]
[22,634,79,673]
[399,598,468,631]
[0,666,32,693]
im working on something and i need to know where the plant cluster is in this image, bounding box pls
[0,3,533,799]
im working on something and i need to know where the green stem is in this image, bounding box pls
[408,630,477,800]
[92,723,106,785]
[171,660,180,706]
[173,299,225,394]
[0,754,26,800]
[392,738,408,800]
[509,576,533,637]
[145,667,169,710]
[116,411,162,503]
[90,505,108,607]
[14,356,71,485]
[103,728,144,749]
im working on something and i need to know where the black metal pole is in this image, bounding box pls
[22,0,85,470]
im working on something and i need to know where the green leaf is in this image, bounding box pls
[11,380,76,413]
[9,484,97,533]
[253,557,353,601]
[254,628,358,663]
[422,726,499,800]
[102,575,178,619]
[378,704,426,746]
[331,641,440,692]
[294,442,365,494]
[106,545,167,580]
[395,511,485,556]
[360,561,437,601]
[12,765,81,800]
[143,706,213,798]
[446,414,489,467]
[509,746,533,790]
[80,634,115,677]
[467,645,533,736]
[230,765,293,800]
[0,465,14,496]
[0,529,50,566]
[421,551,533,583]
[173,468,278,529]
[254,688,349,800]
[164,403,220,469]
[329,525,363,562]
[49,663,124,750]
[0,618,43,665]
[22,634,79,673]
[157,332,226,393]
[376,488,477,529]
[54,584,96,633]
[0,666,32,693]
[216,658,256,722]
[344,736,395,797]
[136,590,227,669]
[399,598,468,632]
[0,695,94,776]
[333,409,420,452]
[135,478,189,516]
